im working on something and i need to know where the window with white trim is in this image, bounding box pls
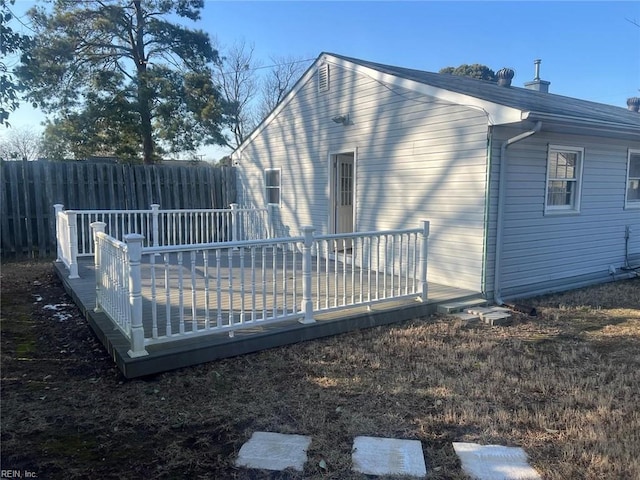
[626,149,640,208]
[545,145,584,213]
[265,169,281,205]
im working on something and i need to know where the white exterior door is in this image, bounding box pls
[332,152,355,237]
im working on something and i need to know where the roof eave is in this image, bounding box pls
[522,111,640,138]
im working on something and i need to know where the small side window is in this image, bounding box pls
[545,145,584,214]
[626,150,640,208]
[265,169,281,205]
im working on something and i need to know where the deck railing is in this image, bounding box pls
[55,204,273,278]
[90,222,430,358]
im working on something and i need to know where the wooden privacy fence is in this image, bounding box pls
[0,161,237,258]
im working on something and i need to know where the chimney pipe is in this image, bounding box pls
[533,59,541,81]
[524,59,550,93]
[627,97,640,112]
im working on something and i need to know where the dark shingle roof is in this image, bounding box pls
[329,53,640,130]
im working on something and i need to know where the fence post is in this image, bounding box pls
[124,234,149,358]
[419,220,430,302]
[150,204,160,248]
[91,222,107,312]
[230,203,239,243]
[299,226,315,324]
[53,204,64,263]
[66,211,80,279]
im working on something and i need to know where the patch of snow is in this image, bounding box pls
[42,304,74,322]
[43,304,71,311]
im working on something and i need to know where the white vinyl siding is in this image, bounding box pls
[235,61,489,291]
[545,145,583,213]
[626,149,640,208]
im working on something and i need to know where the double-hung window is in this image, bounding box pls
[626,149,640,208]
[265,168,281,205]
[545,145,584,213]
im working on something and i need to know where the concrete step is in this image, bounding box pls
[449,305,512,327]
[437,298,488,314]
[480,311,513,326]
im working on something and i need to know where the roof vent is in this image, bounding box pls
[318,63,329,93]
[496,68,515,87]
[524,59,550,93]
[627,97,640,112]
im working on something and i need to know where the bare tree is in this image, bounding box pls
[0,126,43,160]
[258,55,311,120]
[212,46,312,150]
[212,38,261,150]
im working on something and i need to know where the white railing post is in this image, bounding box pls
[230,203,239,243]
[124,234,148,358]
[268,204,275,239]
[299,226,315,324]
[66,211,79,279]
[151,204,160,248]
[419,220,430,302]
[53,204,64,263]
[91,222,107,312]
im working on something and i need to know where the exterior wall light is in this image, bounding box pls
[331,114,349,125]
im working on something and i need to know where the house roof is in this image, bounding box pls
[327,53,640,132]
[235,52,639,155]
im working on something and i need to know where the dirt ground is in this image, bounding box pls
[1,259,639,479]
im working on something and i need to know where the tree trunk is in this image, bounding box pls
[133,0,154,165]
[138,81,154,165]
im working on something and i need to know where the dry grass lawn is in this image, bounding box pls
[1,260,639,479]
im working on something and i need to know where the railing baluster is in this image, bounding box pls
[384,234,389,299]
[191,250,197,332]
[272,245,277,318]
[216,249,222,328]
[261,246,267,320]
[342,239,347,306]
[391,234,396,298]
[333,240,338,307]
[399,234,404,296]
[228,248,235,329]
[351,237,364,303]
[250,247,257,322]
[165,253,172,336]
[178,251,185,334]
[239,247,246,323]
[203,251,210,330]
[325,241,330,308]
[151,252,158,339]
[315,241,321,310]
[281,246,287,316]
[292,246,297,314]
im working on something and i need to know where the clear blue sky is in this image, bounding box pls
[5,1,640,159]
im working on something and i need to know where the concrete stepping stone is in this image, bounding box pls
[235,431,312,472]
[481,312,512,326]
[352,436,427,477]
[452,442,541,480]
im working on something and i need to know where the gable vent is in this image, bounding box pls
[318,63,329,93]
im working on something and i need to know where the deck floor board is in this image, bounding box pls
[55,256,483,378]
